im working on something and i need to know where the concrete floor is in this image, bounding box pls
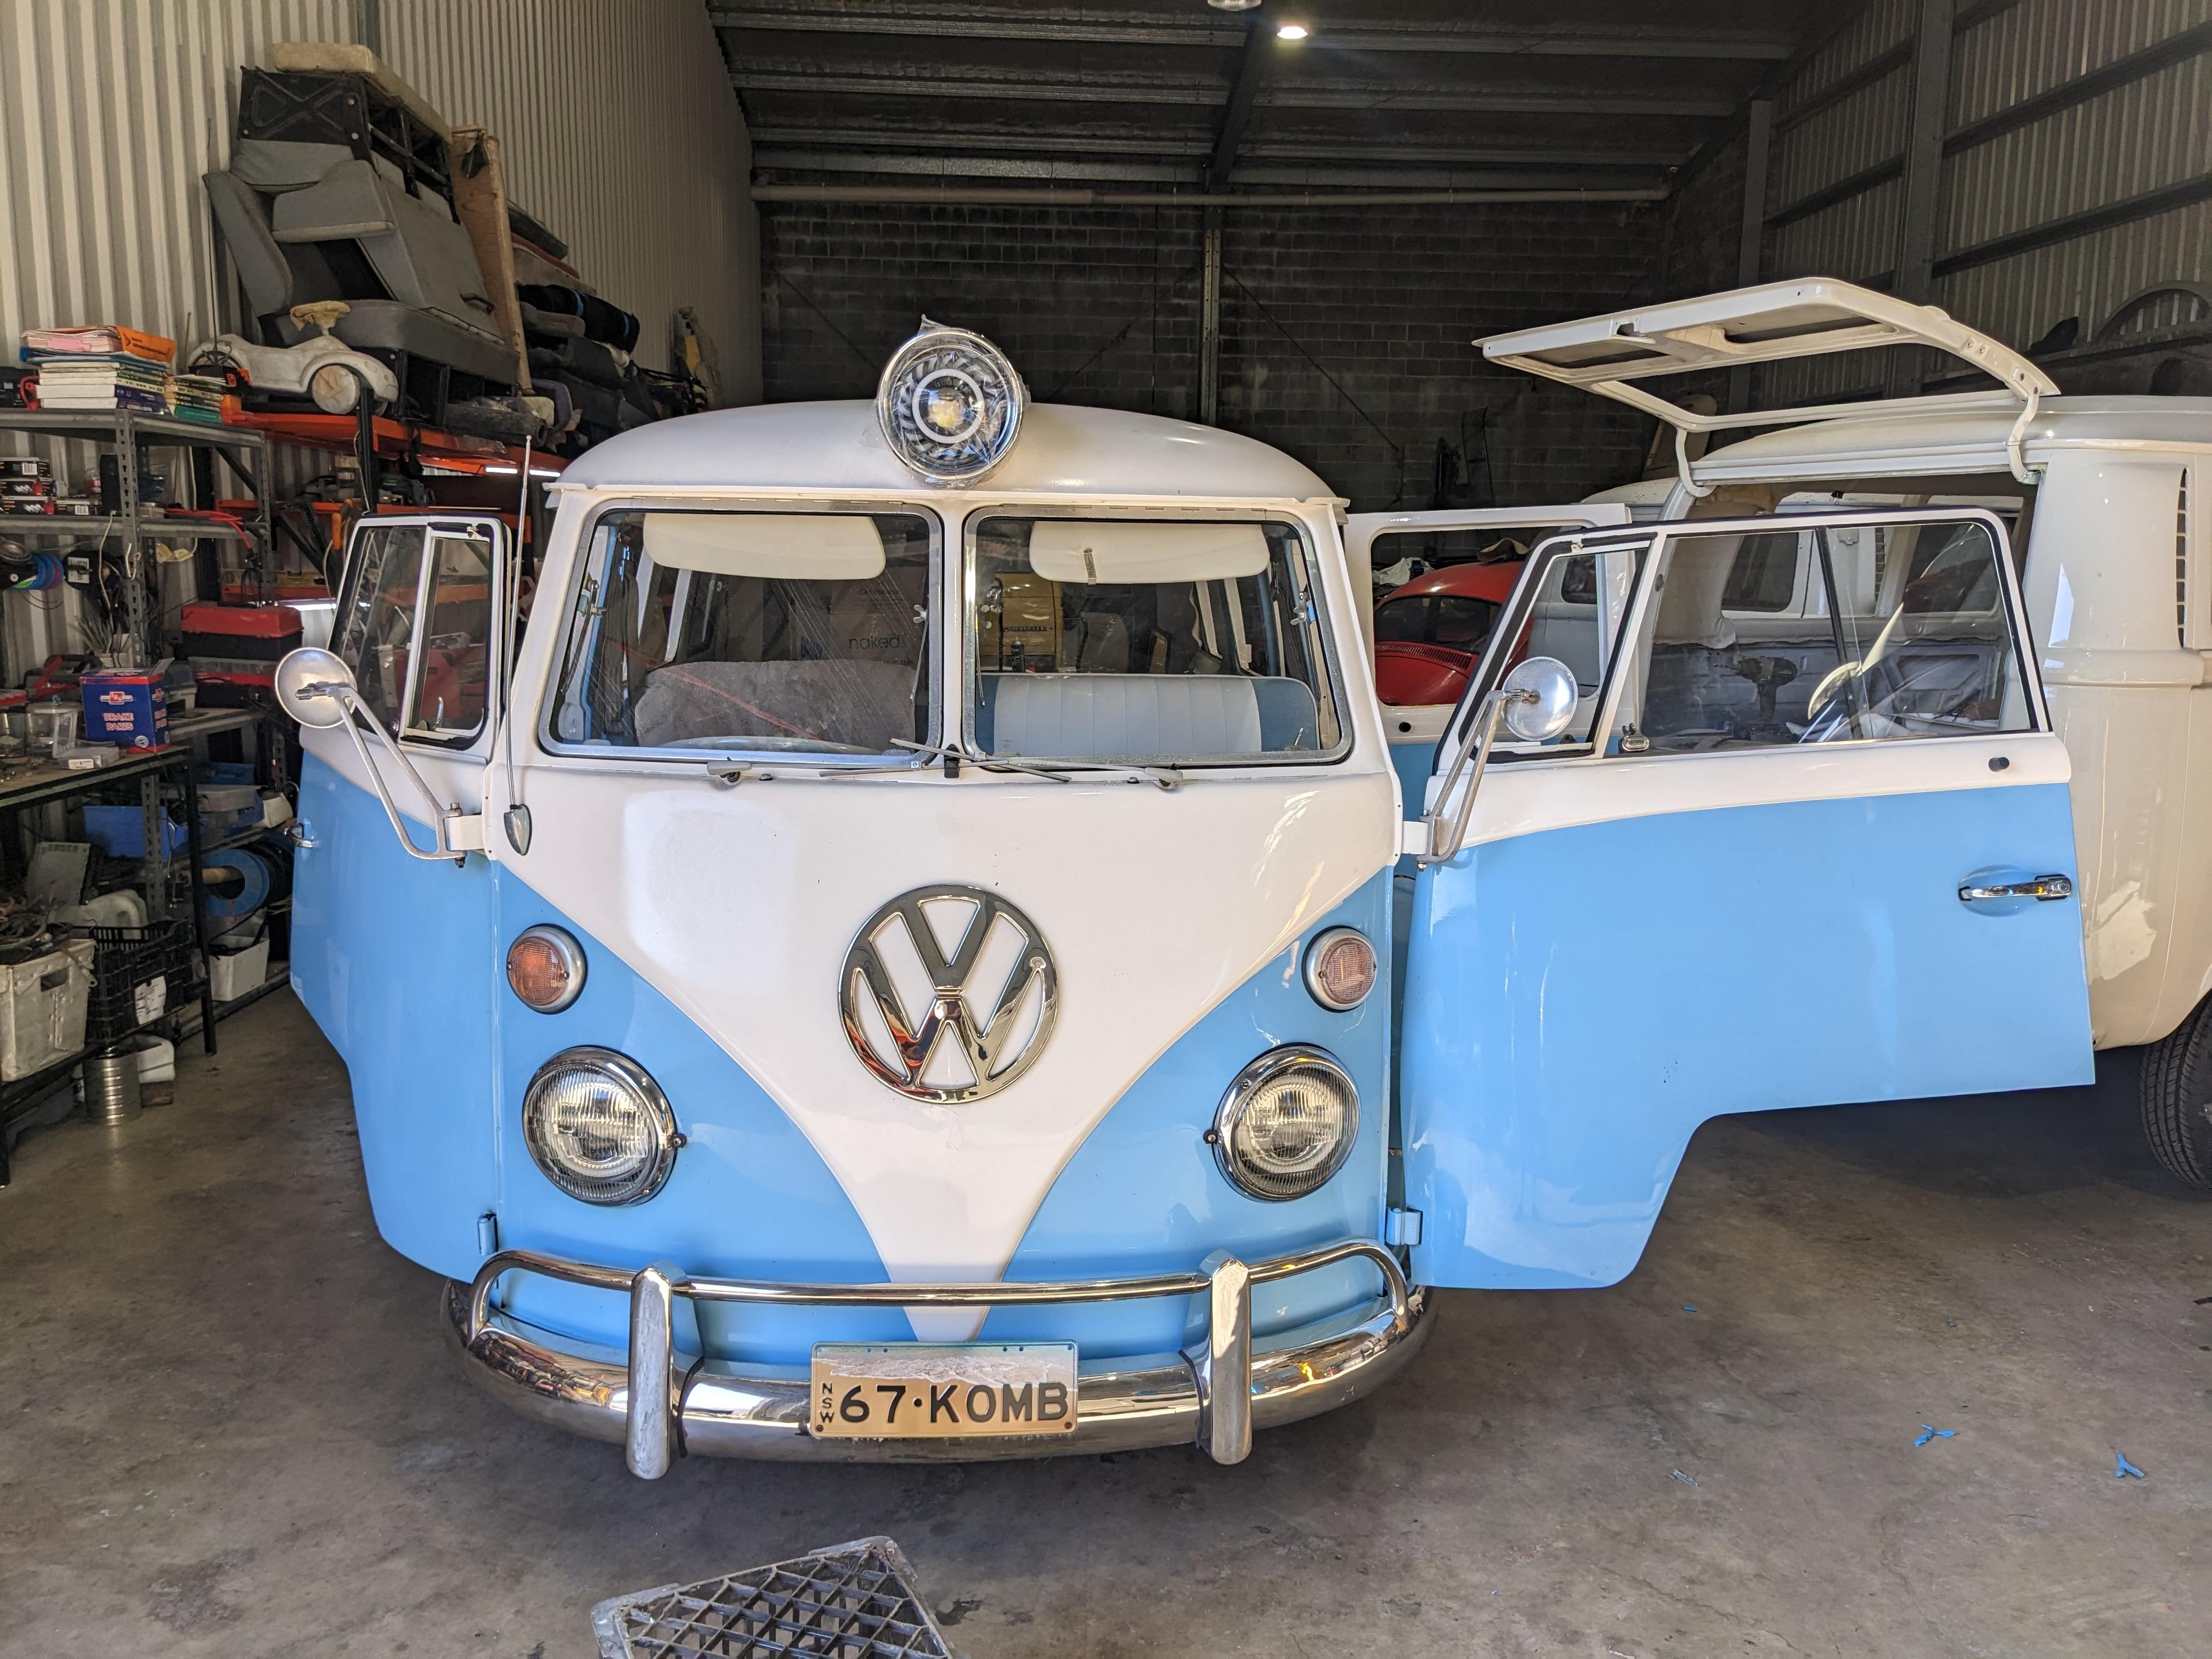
[2,992,2207,1657]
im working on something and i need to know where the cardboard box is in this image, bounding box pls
[80,669,169,751]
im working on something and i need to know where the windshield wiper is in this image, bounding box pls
[812,741,1184,789]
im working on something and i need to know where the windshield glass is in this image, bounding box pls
[546,508,934,756]
[966,516,1341,766]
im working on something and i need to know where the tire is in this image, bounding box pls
[2141,995,2212,1189]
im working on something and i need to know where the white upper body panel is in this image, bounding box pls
[556,399,1337,503]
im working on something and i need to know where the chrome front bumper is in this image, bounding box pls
[448,1239,1432,1477]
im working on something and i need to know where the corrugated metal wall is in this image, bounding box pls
[0,0,758,395]
[1747,0,2212,405]
[0,0,758,670]
[0,0,357,361]
[375,0,760,397]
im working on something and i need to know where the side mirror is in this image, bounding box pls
[1418,655,1584,866]
[274,646,484,864]
[274,646,359,730]
[1499,656,1578,744]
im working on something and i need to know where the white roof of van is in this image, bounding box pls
[1689,394,2212,481]
[555,400,1333,500]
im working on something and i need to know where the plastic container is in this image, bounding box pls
[210,935,272,1002]
[82,1049,142,1124]
[83,804,188,860]
[0,939,95,1080]
[78,919,194,1043]
[133,1035,176,1083]
[27,702,78,755]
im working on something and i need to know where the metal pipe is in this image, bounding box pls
[751,185,1667,208]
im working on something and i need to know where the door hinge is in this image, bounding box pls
[1385,1207,1423,1248]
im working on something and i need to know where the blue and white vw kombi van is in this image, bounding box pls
[282,320,2095,1479]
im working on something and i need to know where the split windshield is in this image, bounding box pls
[546,509,934,755]
[966,516,1342,766]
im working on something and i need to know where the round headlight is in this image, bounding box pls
[1303,927,1377,1011]
[876,319,1026,484]
[1212,1045,1359,1202]
[507,924,586,1013]
[521,1047,679,1205]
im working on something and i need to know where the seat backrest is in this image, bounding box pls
[985,673,1285,758]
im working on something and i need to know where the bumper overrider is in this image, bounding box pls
[448,1238,1433,1476]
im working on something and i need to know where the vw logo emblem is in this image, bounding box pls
[839,885,1058,1104]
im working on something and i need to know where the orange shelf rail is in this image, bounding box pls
[223,411,564,476]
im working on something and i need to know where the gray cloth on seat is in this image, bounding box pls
[634,659,917,752]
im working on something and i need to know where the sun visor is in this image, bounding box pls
[644,513,887,579]
[1029,521,1268,584]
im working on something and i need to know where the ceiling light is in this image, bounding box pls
[1277,22,1309,40]
[1207,0,1262,9]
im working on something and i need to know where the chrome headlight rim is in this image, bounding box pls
[507,923,588,1014]
[521,1046,680,1206]
[1301,926,1378,1012]
[1211,1043,1360,1203]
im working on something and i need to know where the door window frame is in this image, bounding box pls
[1436,505,2051,780]
[334,513,510,756]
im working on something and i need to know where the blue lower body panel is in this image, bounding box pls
[1401,781,2094,1290]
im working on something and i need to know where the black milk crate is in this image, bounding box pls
[77,919,196,1045]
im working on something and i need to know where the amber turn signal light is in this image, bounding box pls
[508,924,586,1013]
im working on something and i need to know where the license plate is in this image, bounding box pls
[808,1342,1078,1439]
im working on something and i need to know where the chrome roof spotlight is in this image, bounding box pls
[877,319,1028,485]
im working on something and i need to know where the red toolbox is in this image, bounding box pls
[180,602,304,708]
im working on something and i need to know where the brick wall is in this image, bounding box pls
[759,195,1668,511]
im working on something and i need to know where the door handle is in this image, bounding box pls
[1958,873,2071,904]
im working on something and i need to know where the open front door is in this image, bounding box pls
[1347,504,1630,809]
[291,513,510,1278]
[1398,508,2093,1290]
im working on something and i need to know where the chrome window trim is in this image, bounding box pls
[1589,505,2047,754]
[1438,506,2047,777]
[398,524,504,751]
[535,495,947,768]
[334,514,511,757]
[956,506,1355,771]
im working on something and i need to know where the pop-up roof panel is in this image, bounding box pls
[1476,278,2057,432]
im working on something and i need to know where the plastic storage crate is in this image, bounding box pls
[0,939,95,1080]
[78,919,196,1044]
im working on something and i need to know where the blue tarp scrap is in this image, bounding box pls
[1914,1425,1956,1447]
[2115,1452,2147,1480]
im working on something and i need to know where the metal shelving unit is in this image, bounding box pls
[0,410,272,651]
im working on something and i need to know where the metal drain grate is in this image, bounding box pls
[591,1536,956,1659]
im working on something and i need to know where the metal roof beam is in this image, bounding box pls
[708,4,1794,59]
[1206,21,1267,191]
[729,70,1734,119]
[746,126,1687,170]
[749,153,1671,195]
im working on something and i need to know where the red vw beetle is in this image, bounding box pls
[1371,558,1523,706]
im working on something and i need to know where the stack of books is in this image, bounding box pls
[20,326,177,415]
[172,374,227,425]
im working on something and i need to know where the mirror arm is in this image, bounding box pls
[309,682,471,863]
[1418,688,1532,866]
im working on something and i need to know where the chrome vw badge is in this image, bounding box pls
[839,885,1058,1103]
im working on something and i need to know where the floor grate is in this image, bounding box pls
[592,1536,956,1659]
